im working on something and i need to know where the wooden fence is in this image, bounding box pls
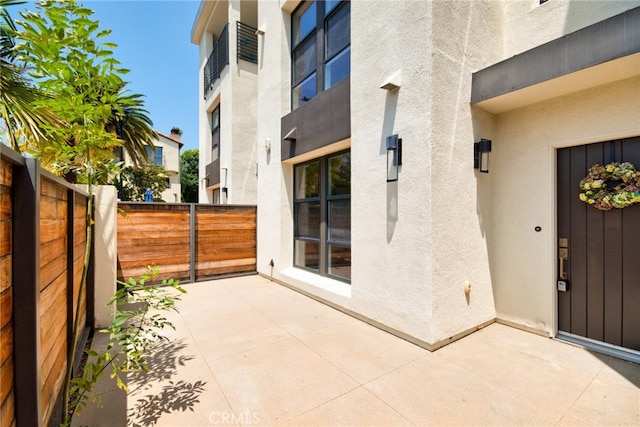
[117,203,256,283]
[0,145,93,427]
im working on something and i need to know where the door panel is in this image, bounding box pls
[557,136,640,351]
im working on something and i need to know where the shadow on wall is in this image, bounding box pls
[471,104,496,300]
[382,90,399,242]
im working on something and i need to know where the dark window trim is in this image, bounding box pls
[291,0,349,110]
[211,105,220,156]
[292,31,318,87]
[293,149,350,283]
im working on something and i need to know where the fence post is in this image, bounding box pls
[66,190,75,364]
[190,203,196,283]
[87,194,95,328]
[12,157,43,426]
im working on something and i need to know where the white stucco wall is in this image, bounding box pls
[196,0,258,205]
[349,0,436,343]
[485,76,640,334]
[256,0,502,347]
[503,0,640,58]
[87,185,118,328]
[198,30,214,203]
[471,1,640,336]
[225,0,640,349]
[428,1,504,342]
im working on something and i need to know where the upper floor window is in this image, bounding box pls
[146,146,163,166]
[292,0,350,110]
[212,106,220,162]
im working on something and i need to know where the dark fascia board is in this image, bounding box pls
[205,158,221,187]
[281,77,351,161]
[471,6,640,104]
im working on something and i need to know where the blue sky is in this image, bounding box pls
[18,0,202,151]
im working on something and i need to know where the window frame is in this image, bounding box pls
[293,149,351,282]
[145,146,163,166]
[211,105,220,162]
[291,0,350,110]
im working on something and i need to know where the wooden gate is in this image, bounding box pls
[557,136,640,351]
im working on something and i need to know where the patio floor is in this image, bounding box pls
[74,275,640,426]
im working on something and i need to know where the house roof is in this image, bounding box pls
[154,130,184,148]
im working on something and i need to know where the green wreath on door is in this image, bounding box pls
[579,162,640,211]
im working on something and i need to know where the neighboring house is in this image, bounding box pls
[122,129,183,203]
[193,1,640,361]
[191,0,258,205]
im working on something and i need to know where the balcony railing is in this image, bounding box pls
[236,21,258,64]
[204,24,229,98]
[203,21,258,98]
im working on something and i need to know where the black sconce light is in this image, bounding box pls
[474,138,492,173]
[386,134,402,182]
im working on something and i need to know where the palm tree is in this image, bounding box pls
[106,90,156,166]
[0,0,59,151]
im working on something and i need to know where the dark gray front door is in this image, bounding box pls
[557,136,640,351]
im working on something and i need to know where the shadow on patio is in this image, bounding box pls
[74,275,639,426]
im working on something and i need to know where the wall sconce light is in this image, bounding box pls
[386,134,402,182]
[474,138,492,173]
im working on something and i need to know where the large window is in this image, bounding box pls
[294,150,351,281]
[211,106,220,162]
[145,146,163,166]
[292,0,350,110]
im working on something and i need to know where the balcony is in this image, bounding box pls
[203,21,258,98]
[203,24,228,98]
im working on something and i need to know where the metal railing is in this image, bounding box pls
[236,21,258,64]
[204,24,229,98]
[203,21,258,98]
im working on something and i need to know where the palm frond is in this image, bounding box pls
[0,59,60,150]
[106,90,155,166]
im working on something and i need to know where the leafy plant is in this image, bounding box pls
[180,149,198,203]
[13,0,154,182]
[63,266,186,426]
[116,163,170,201]
[0,0,60,150]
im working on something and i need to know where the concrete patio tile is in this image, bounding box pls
[286,386,413,426]
[75,276,640,426]
[127,361,235,427]
[127,336,206,393]
[178,287,252,322]
[187,305,291,361]
[555,414,595,426]
[207,336,359,425]
[564,357,640,426]
[296,318,426,384]
[470,323,610,375]
[435,326,600,414]
[242,289,352,337]
[364,353,566,426]
[72,387,127,427]
[221,275,283,297]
